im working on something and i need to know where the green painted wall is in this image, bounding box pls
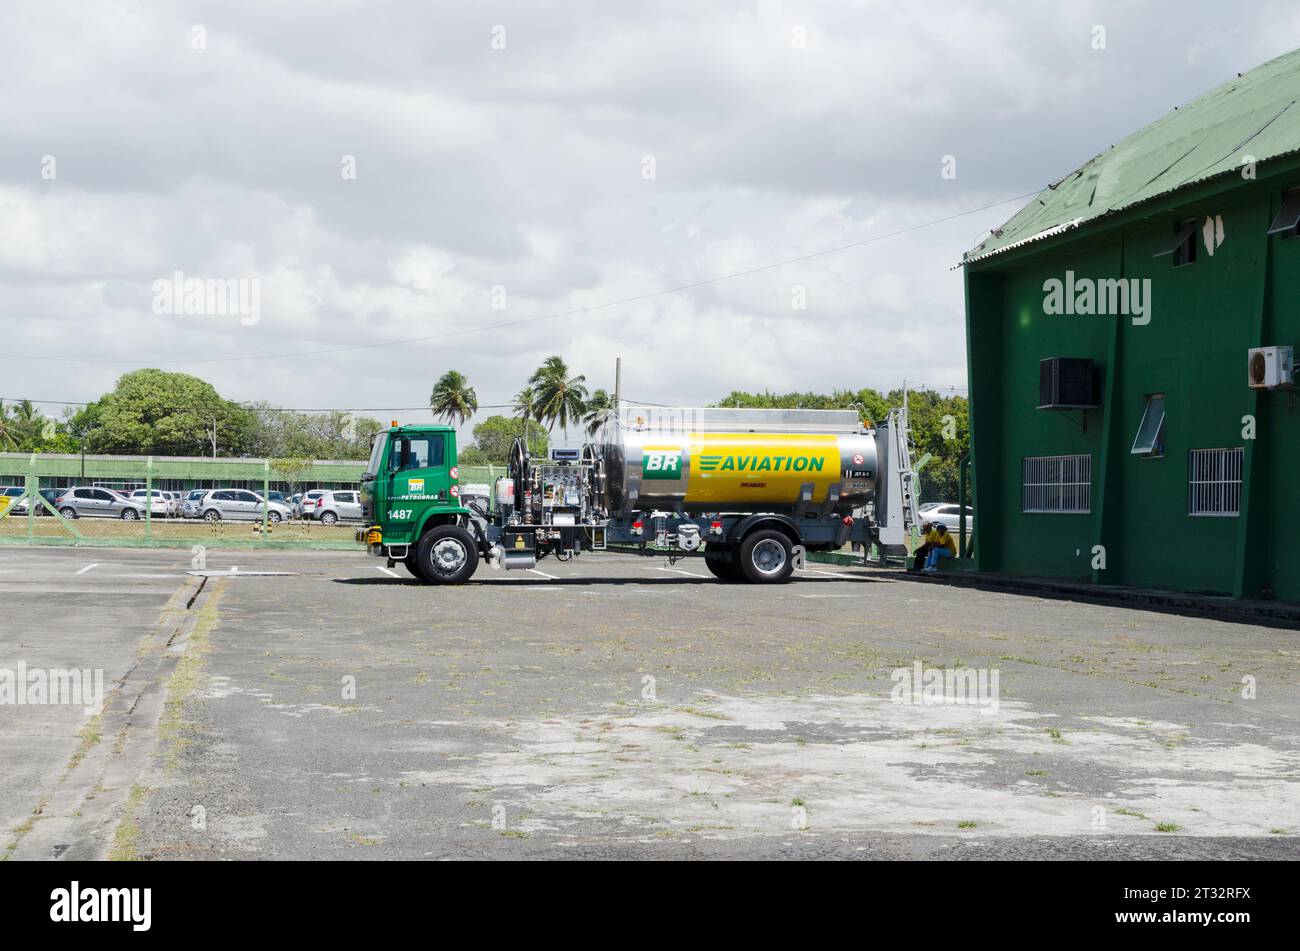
[966,158,1300,601]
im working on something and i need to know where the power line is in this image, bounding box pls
[0,190,1035,368]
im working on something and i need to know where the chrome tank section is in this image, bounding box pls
[599,406,877,514]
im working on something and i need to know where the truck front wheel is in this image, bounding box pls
[415,525,479,585]
[738,529,795,584]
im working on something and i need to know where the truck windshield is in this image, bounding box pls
[366,433,387,477]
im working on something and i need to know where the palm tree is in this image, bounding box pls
[429,371,478,427]
[0,404,16,451]
[9,400,41,447]
[529,356,588,435]
[583,388,616,437]
[511,384,537,452]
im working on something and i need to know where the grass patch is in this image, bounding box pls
[957,819,977,829]
[1154,822,1181,833]
[108,785,149,861]
[159,581,227,770]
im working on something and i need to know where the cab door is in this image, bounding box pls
[387,432,451,507]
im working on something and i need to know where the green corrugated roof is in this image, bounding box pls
[965,47,1300,263]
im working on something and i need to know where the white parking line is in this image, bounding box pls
[799,567,862,580]
[651,565,707,578]
[527,568,560,580]
[376,566,400,578]
[74,563,102,575]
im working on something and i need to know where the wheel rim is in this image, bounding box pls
[206,512,219,522]
[123,509,138,521]
[323,513,336,524]
[431,538,467,574]
[750,538,787,576]
[61,508,75,518]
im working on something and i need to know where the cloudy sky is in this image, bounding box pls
[1,1,1296,444]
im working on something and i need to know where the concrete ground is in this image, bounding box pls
[1,544,1297,860]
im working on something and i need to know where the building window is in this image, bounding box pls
[1267,188,1300,239]
[1130,394,1166,457]
[1022,454,1092,514]
[1153,220,1197,266]
[1188,448,1243,517]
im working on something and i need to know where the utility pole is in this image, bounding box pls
[613,356,621,408]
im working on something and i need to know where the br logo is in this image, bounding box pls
[642,449,682,480]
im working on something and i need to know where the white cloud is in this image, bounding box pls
[0,0,1294,444]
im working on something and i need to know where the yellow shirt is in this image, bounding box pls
[932,531,957,555]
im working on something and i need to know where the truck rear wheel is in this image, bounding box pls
[415,525,479,585]
[738,529,795,584]
[704,549,743,582]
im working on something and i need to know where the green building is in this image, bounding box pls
[962,49,1300,603]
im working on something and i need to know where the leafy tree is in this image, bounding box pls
[270,456,315,496]
[69,370,254,456]
[465,415,549,464]
[245,404,384,460]
[529,355,588,434]
[429,370,478,427]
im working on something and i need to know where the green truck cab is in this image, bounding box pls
[359,425,481,583]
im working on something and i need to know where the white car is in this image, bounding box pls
[130,489,173,518]
[295,490,326,519]
[918,502,974,535]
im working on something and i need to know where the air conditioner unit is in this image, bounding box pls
[1038,357,1098,409]
[1247,346,1294,389]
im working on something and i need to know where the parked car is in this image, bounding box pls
[295,490,326,519]
[309,490,363,525]
[130,488,174,517]
[11,488,64,516]
[918,502,974,534]
[55,486,147,520]
[0,486,23,514]
[195,489,292,523]
[181,489,208,519]
[164,491,182,517]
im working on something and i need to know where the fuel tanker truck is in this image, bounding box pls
[357,405,917,584]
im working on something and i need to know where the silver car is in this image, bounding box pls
[55,486,147,520]
[311,490,363,525]
[181,489,207,519]
[196,489,292,523]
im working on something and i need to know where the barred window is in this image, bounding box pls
[1188,448,1243,516]
[1022,454,1091,514]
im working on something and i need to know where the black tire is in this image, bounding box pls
[268,511,282,524]
[60,506,77,519]
[704,549,743,582]
[204,509,221,522]
[121,508,140,521]
[415,525,479,585]
[738,529,795,584]
[320,511,338,525]
[402,554,429,582]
